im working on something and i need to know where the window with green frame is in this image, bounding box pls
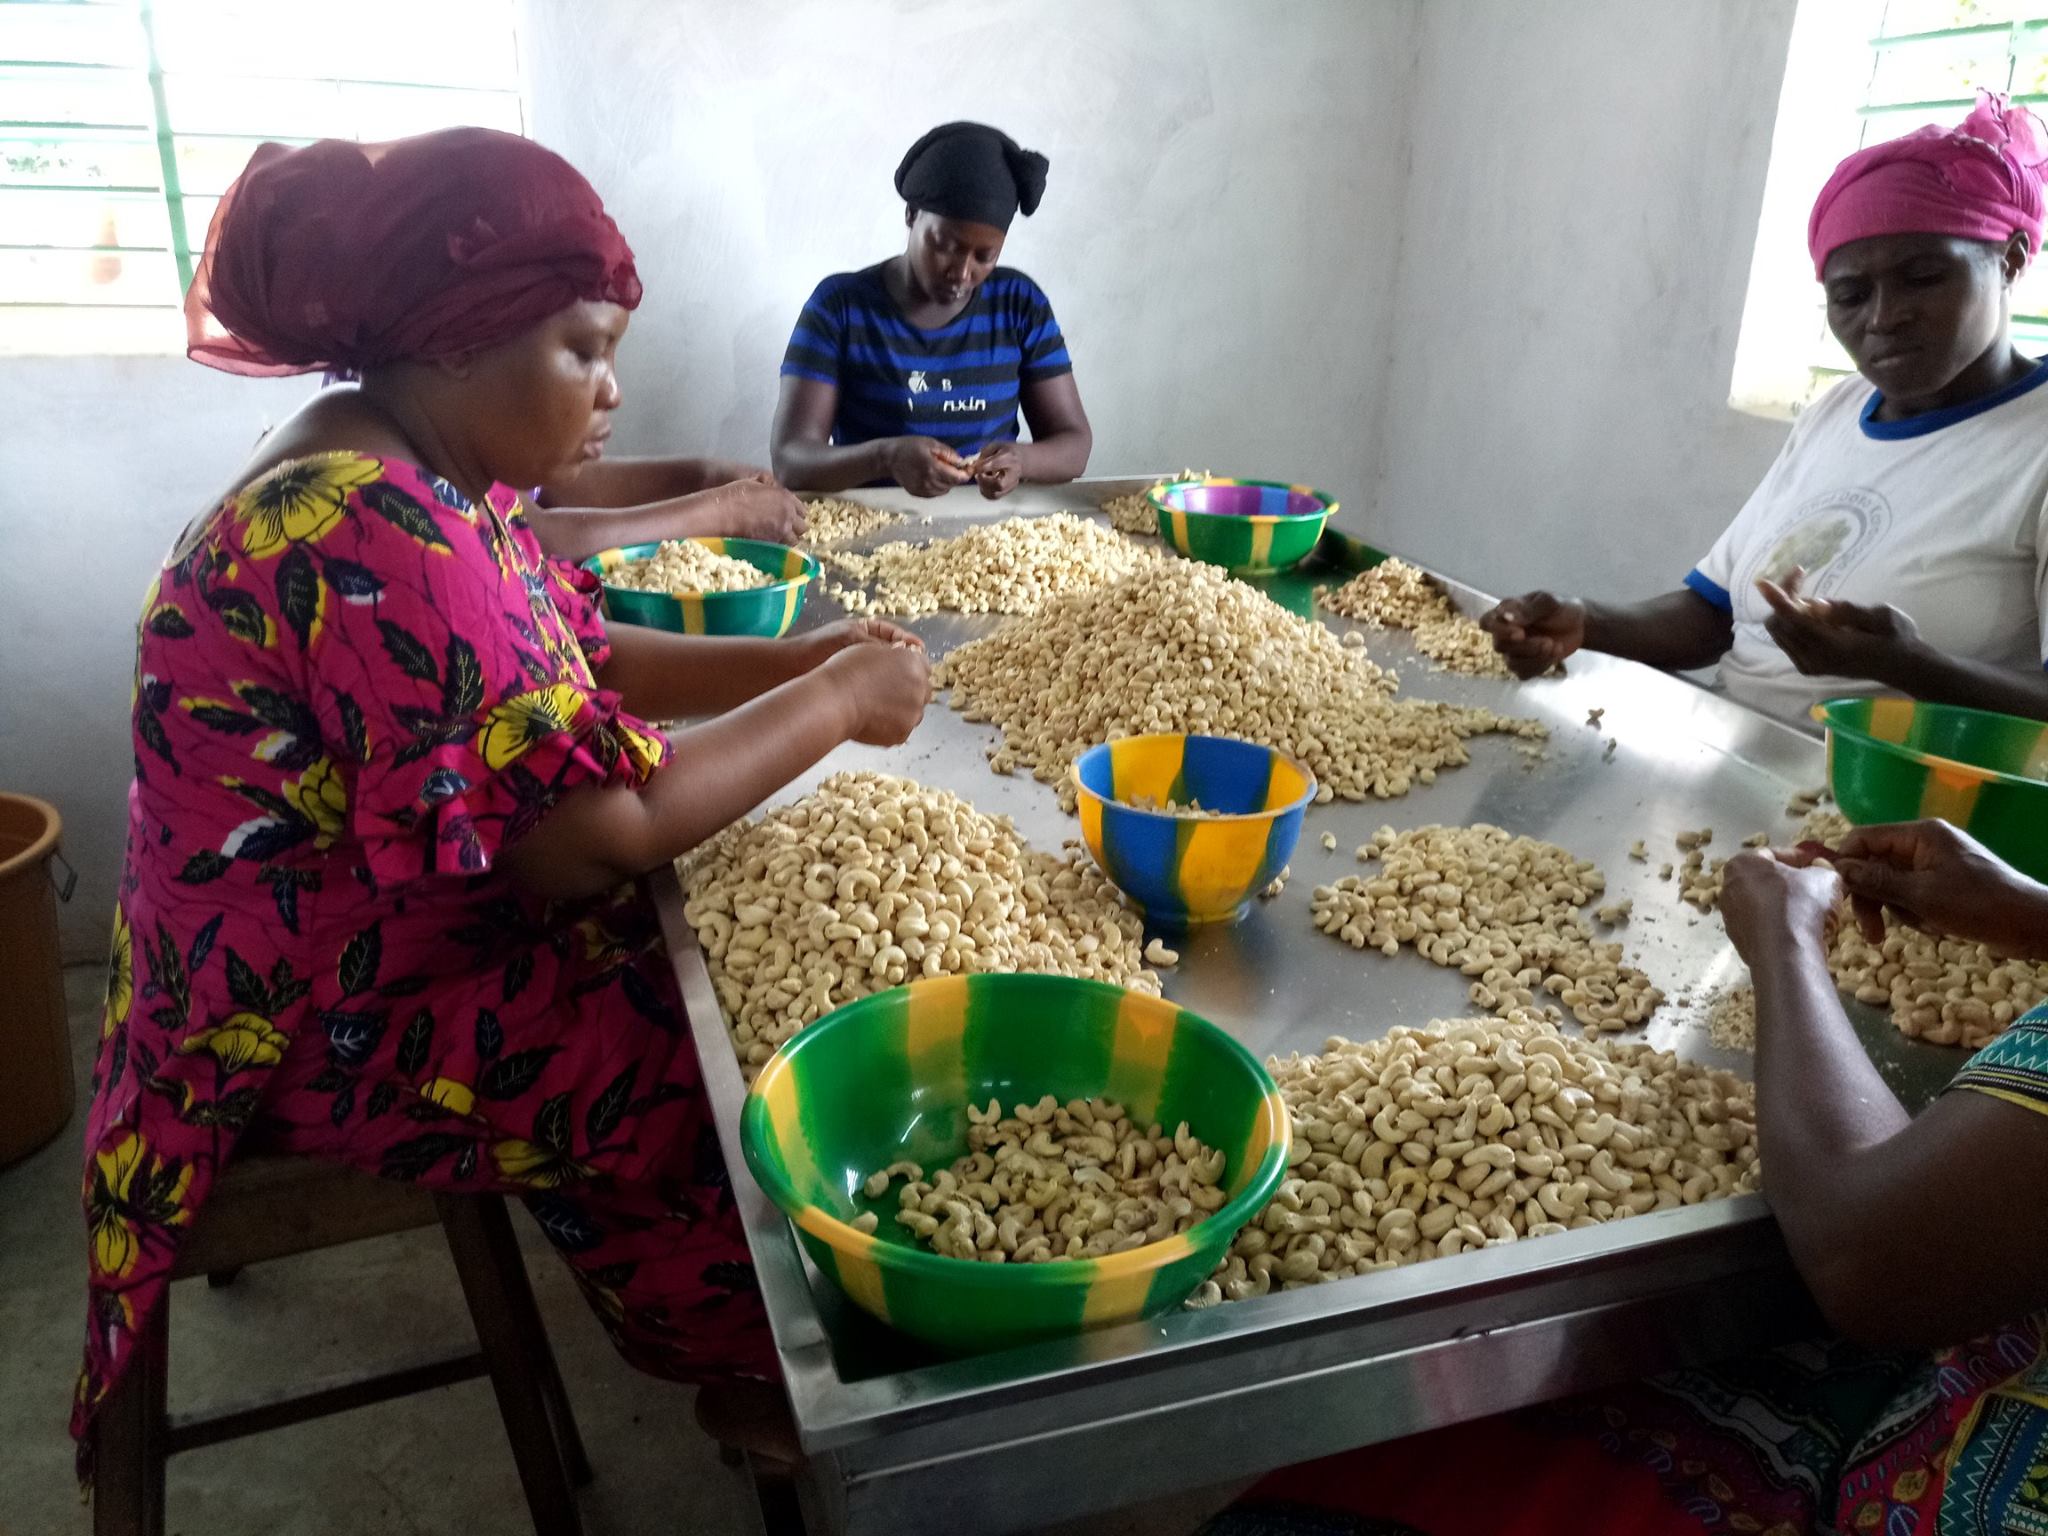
[1,0,523,356]
[1812,2,2048,387]
[1738,1,2048,415]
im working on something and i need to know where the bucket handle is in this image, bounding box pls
[49,850,77,903]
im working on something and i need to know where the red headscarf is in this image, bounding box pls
[1808,91,2048,278]
[187,127,641,377]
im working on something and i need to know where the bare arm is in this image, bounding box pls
[769,375,968,497]
[1724,846,2048,1348]
[593,622,830,720]
[1749,925,2048,1347]
[1012,372,1092,484]
[1885,647,2048,719]
[1826,821,2048,962]
[525,495,752,563]
[771,374,893,491]
[500,634,930,900]
[541,455,769,507]
[496,666,854,899]
[593,618,922,723]
[1754,577,2048,721]
[524,479,805,563]
[1584,590,1735,669]
[1482,587,1733,678]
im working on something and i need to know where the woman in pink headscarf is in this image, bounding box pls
[1484,93,2048,728]
[1198,102,2048,1536]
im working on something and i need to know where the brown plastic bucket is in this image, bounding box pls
[0,793,76,1167]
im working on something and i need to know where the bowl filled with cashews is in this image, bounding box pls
[586,536,820,637]
[1815,696,2048,880]
[739,972,1291,1353]
[1073,733,1316,926]
[1146,476,1335,576]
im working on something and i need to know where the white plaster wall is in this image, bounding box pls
[1365,0,1798,601]
[0,0,1420,957]
[2,1,1812,958]
[520,0,1422,495]
[0,364,313,958]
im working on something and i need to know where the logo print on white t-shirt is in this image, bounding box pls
[1733,487,1891,616]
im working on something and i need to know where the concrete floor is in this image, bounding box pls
[0,963,769,1536]
[0,965,1244,1536]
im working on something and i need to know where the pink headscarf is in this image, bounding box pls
[1807,91,2048,278]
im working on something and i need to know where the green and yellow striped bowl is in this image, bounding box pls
[1817,696,2048,879]
[740,973,1290,1353]
[587,537,819,636]
[1147,477,1335,576]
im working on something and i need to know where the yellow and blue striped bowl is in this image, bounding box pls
[1074,733,1316,926]
[587,537,819,636]
[1147,477,1335,576]
[739,973,1290,1354]
[1816,696,2048,879]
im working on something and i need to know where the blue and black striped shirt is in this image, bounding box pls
[780,263,1072,455]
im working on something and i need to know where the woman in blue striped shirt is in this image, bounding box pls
[771,122,1093,499]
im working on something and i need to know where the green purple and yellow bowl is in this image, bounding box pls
[1073,733,1316,926]
[1816,696,2048,880]
[1147,477,1335,576]
[739,973,1290,1354]
[586,537,819,637]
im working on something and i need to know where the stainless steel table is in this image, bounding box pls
[652,478,1966,1535]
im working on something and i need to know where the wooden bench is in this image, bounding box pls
[91,1155,591,1536]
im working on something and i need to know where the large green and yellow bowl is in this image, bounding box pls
[1147,477,1334,576]
[1816,696,2048,879]
[1073,733,1316,926]
[740,973,1290,1354]
[586,537,819,636]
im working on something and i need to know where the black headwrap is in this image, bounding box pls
[894,122,1049,232]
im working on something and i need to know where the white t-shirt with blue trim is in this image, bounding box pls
[1687,359,2048,726]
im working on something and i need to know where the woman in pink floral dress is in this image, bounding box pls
[73,127,931,1476]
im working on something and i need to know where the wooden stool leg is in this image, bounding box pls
[485,1205,593,1488]
[92,1293,169,1536]
[437,1195,584,1536]
[752,1465,809,1536]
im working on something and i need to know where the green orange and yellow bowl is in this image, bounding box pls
[1147,477,1335,576]
[1074,733,1316,926]
[586,537,819,636]
[739,973,1290,1354]
[1816,696,2048,880]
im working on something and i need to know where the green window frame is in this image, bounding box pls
[2,0,523,352]
[1808,4,2048,392]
